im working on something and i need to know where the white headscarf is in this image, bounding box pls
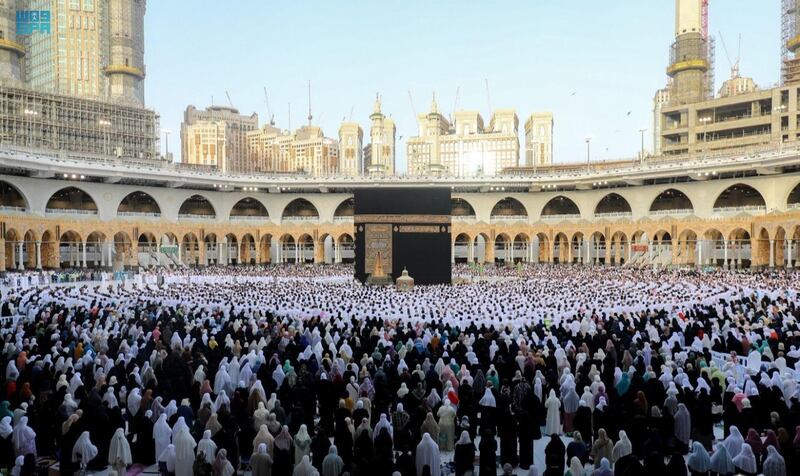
[71,431,99,465]
[723,426,744,458]
[373,413,393,441]
[108,427,132,468]
[611,430,632,462]
[709,443,735,475]
[415,433,441,476]
[11,416,35,455]
[0,416,12,439]
[197,429,217,464]
[686,441,711,473]
[293,454,319,476]
[173,426,197,476]
[732,442,757,474]
[763,445,787,476]
[479,388,496,407]
[159,444,177,473]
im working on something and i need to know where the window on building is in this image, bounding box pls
[84,0,93,11]
[70,0,80,10]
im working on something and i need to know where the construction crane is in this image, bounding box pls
[407,90,418,119]
[484,78,492,118]
[263,87,275,125]
[225,90,234,108]
[718,32,741,79]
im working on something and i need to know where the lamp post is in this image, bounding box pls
[99,119,111,156]
[638,128,647,163]
[162,129,172,160]
[585,136,592,173]
[24,109,38,147]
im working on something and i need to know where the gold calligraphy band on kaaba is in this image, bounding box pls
[354,214,451,225]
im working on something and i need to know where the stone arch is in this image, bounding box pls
[113,231,133,269]
[337,233,354,264]
[259,233,272,264]
[46,186,98,214]
[451,198,476,217]
[713,184,766,210]
[224,233,238,264]
[282,198,319,221]
[494,232,512,263]
[490,197,528,220]
[594,193,632,216]
[230,197,269,220]
[182,232,200,266]
[513,232,531,263]
[240,233,256,264]
[117,191,162,216]
[535,232,551,263]
[278,234,296,263]
[473,232,491,263]
[571,231,586,264]
[59,230,83,268]
[787,181,800,209]
[649,188,694,215]
[204,233,219,266]
[333,197,355,218]
[453,232,472,263]
[677,228,699,267]
[727,227,751,269]
[179,194,216,217]
[554,232,570,263]
[85,231,107,268]
[541,196,580,218]
[0,180,29,210]
[297,233,314,263]
[39,229,58,269]
[589,231,607,264]
[609,231,629,265]
[22,229,38,269]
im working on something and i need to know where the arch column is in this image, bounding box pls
[34,241,42,270]
[220,238,227,264]
[769,239,775,268]
[723,239,729,269]
[788,239,794,268]
[17,242,24,270]
[81,242,87,268]
[485,240,495,263]
[0,238,5,272]
[314,241,324,264]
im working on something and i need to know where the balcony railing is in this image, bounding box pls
[333,216,354,223]
[452,215,477,222]
[540,213,581,222]
[230,215,270,221]
[489,215,528,223]
[594,211,633,219]
[650,208,694,217]
[178,213,216,220]
[0,206,27,213]
[45,208,97,215]
[788,203,800,210]
[118,211,161,218]
[711,205,767,215]
[282,216,320,222]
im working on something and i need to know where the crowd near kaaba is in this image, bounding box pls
[1,263,799,476]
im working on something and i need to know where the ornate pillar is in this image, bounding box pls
[0,239,6,272]
[468,240,474,263]
[697,239,703,269]
[81,242,87,268]
[604,241,611,265]
[17,242,24,270]
[219,238,226,264]
[723,239,729,269]
[35,241,42,270]
[788,239,794,268]
[769,239,775,268]
[314,241,324,264]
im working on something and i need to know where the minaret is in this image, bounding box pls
[0,0,25,86]
[106,0,147,105]
[368,94,396,176]
[783,0,800,84]
[667,0,708,105]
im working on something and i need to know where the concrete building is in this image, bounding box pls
[524,112,554,167]
[407,96,520,177]
[246,124,340,177]
[364,95,396,176]
[653,87,671,156]
[180,105,258,174]
[658,84,799,156]
[338,122,363,176]
[0,0,25,86]
[183,120,227,172]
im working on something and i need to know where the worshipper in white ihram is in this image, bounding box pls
[415,432,441,476]
[173,425,197,476]
[108,427,132,476]
[545,389,561,435]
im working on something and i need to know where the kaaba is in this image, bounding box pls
[354,188,452,285]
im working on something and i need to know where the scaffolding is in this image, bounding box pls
[782,0,800,84]
[0,86,160,160]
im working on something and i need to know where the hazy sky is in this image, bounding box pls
[145,1,781,172]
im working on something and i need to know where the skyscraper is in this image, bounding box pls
[364,94,396,176]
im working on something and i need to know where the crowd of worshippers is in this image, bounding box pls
[0,264,800,475]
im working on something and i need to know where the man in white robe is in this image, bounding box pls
[545,389,561,435]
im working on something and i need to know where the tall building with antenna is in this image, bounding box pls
[338,121,363,177]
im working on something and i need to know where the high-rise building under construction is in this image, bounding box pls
[667,0,714,105]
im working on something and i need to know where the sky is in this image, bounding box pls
[145,0,781,172]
